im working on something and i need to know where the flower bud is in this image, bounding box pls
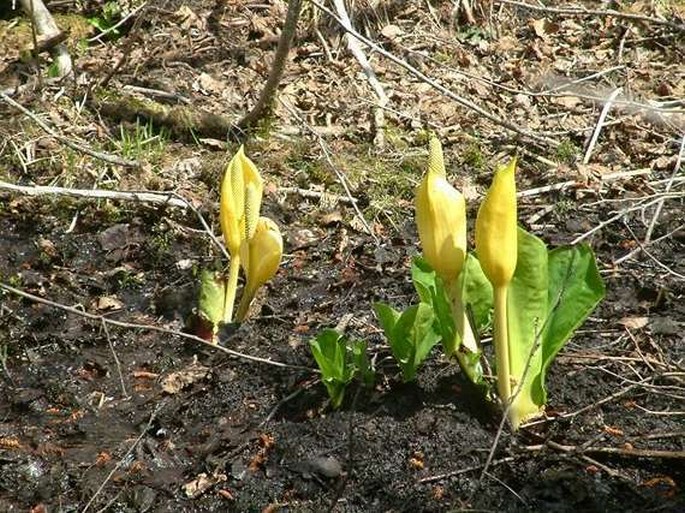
[415,137,467,281]
[475,158,518,288]
[243,217,283,292]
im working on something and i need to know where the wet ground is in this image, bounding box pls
[1,1,684,511]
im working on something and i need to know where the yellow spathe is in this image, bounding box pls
[475,157,518,288]
[415,137,467,282]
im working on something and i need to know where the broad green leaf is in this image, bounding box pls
[309,330,346,408]
[412,257,485,385]
[412,302,441,366]
[391,304,421,374]
[376,302,440,381]
[309,329,345,382]
[411,257,456,354]
[351,340,374,386]
[373,302,400,347]
[460,253,493,332]
[537,244,605,400]
[507,228,548,423]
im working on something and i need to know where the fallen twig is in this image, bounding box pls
[418,456,518,484]
[0,181,228,259]
[279,98,377,240]
[583,87,622,164]
[493,0,685,33]
[527,440,685,460]
[332,0,388,147]
[279,186,358,205]
[309,0,558,147]
[644,133,685,244]
[0,92,139,168]
[0,282,313,372]
[81,401,165,513]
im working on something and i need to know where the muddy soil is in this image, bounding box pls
[1,1,684,512]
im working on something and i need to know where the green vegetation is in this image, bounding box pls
[116,119,168,162]
[309,329,374,408]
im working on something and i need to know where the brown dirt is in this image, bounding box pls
[0,1,684,512]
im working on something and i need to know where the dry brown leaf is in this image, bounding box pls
[93,296,123,312]
[381,24,403,40]
[530,18,547,38]
[183,471,227,499]
[161,360,211,394]
[618,316,649,330]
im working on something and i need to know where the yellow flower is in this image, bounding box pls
[415,137,466,281]
[475,157,518,288]
[243,217,283,290]
[236,217,283,321]
[220,145,264,256]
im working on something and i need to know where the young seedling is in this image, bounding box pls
[309,329,374,408]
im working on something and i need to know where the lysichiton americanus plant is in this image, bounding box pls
[475,158,604,429]
[376,135,604,430]
[197,146,283,341]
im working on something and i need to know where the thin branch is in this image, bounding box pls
[418,456,519,484]
[100,319,129,399]
[81,401,164,513]
[279,98,377,240]
[237,0,303,130]
[309,0,558,147]
[0,181,228,260]
[332,0,388,147]
[526,440,685,460]
[0,180,188,207]
[571,194,685,244]
[582,87,622,164]
[0,282,314,372]
[88,1,147,44]
[644,132,685,243]
[493,0,685,33]
[279,186,359,205]
[0,92,139,168]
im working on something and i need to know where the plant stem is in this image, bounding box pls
[493,285,511,403]
[446,279,478,354]
[235,284,257,322]
[223,255,240,323]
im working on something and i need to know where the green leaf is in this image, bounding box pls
[350,340,374,387]
[412,257,485,386]
[310,329,346,382]
[412,303,441,366]
[411,257,455,353]
[198,270,225,331]
[309,329,347,408]
[373,302,400,347]
[460,253,493,332]
[309,330,375,409]
[537,244,605,400]
[381,303,440,381]
[507,228,548,417]
[375,301,439,381]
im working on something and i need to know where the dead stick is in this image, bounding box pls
[0,282,313,372]
[237,0,303,130]
[493,0,685,33]
[0,92,138,168]
[527,440,685,460]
